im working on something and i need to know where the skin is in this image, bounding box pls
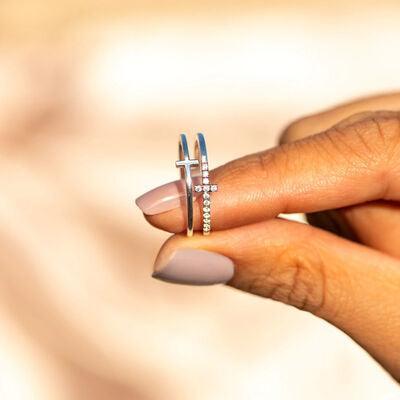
[146,93,400,381]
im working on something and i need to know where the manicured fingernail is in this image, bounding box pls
[152,248,235,285]
[136,178,200,216]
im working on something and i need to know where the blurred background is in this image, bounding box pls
[0,0,399,399]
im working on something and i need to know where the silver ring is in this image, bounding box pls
[175,133,199,236]
[194,133,218,235]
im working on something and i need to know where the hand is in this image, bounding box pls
[136,93,400,380]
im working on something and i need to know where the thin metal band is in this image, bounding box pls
[175,133,198,237]
[194,133,218,235]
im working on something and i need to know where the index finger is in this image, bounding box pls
[136,112,400,233]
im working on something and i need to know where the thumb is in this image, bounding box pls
[152,218,400,380]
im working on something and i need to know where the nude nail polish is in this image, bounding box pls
[152,248,235,285]
[135,178,201,216]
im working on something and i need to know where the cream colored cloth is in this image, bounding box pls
[0,1,398,399]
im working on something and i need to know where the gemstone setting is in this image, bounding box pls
[194,136,218,235]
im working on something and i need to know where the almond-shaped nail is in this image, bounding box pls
[152,248,235,285]
[136,178,201,216]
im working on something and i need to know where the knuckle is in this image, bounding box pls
[369,112,400,166]
[255,148,287,179]
[237,229,350,318]
[272,244,325,313]
[332,112,400,168]
[267,235,328,314]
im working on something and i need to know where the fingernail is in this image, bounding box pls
[136,178,200,216]
[152,248,235,285]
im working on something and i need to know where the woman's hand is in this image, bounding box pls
[136,93,400,380]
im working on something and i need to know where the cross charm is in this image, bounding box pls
[194,160,218,194]
[175,156,199,176]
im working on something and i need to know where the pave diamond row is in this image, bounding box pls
[193,160,218,234]
[202,162,211,234]
[193,136,218,235]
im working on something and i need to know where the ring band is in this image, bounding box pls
[194,133,218,235]
[175,133,199,236]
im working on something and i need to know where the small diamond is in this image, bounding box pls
[201,155,207,163]
[210,184,218,192]
[203,200,211,206]
[194,185,202,192]
[202,163,208,171]
[203,224,211,231]
[203,212,210,219]
[203,178,210,184]
[203,192,210,199]
[203,219,210,225]
[202,170,209,178]
[203,185,210,192]
[203,207,210,212]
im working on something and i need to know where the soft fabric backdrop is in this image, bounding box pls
[0,1,398,398]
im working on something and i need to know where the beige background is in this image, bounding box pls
[0,1,399,399]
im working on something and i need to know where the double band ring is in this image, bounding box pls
[175,133,218,236]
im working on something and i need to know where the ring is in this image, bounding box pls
[194,133,218,235]
[175,133,199,236]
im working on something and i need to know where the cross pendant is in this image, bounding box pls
[175,157,199,177]
[194,160,218,193]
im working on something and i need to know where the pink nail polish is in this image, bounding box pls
[135,178,201,216]
[152,248,234,285]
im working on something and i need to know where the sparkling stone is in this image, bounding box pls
[202,170,209,177]
[203,212,210,219]
[202,163,208,171]
[194,185,202,192]
[203,219,211,225]
[203,200,211,206]
[203,178,210,184]
[203,185,210,192]
[203,192,210,199]
[203,224,211,231]
[210,184,218,192]
[201,155,207,163]
[203,207,211,213]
